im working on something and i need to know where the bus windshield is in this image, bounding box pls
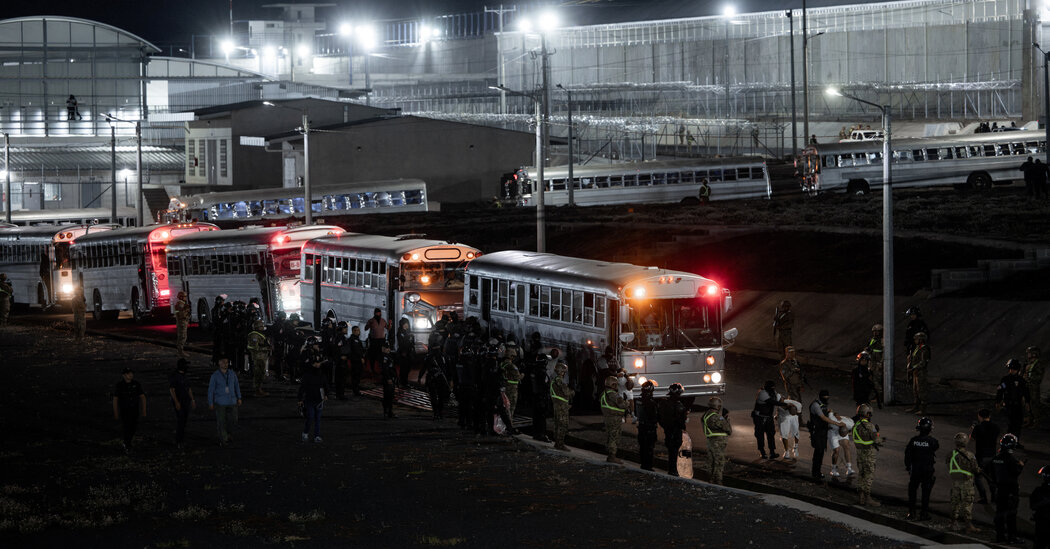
[626,298,719,350]
[401,262,466,291]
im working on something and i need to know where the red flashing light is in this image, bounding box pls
[160,289,170,297]
[465,251,476,259]
[706,285,718,296]
[273,233,291,245]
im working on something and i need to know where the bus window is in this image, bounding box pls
[893,150,912,162]
[550,288,561,320]
[982,144,996,157]
[1011,142,1026,155]
[723,169,737,181]
[539,286,551,317]
[866,152,881,162]
[468,275,479,306]
[652,173,666,186]
[680,171,695,184]
[572,291,583,323]
[610,175,623,187]
[666,172,681,185]
[926,149,938,160]
[710,169,724,182]
[994,144,1010,156]
[561,289,572,321]
[1026,142,1040,155]
[637,173,651,186]
[911,149,925,161]
[529,285,539,315]
[497,279,508,311]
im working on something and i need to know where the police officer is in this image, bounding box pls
[851,351,876,406]
[1031,465,1050,549]
[72,286,87,343]
[946,432,980,533]
[395,318,416,386]
[772,299,794,352]
[867,324,885,407]
[247,320,271,397]
[636,381,659,471]
[990,433,1025,544]
[1026,346,1044,427]
[778,346,804,402]
[751,380,785,460]
[904,417,939,521]
[333,321,351,400]
[481,346,514,436]
[996,358,1030,439]
[550,362,574,451]
[267,311,288,380]
[852,403,882,506]
[380,344,398,419]
[702,396,732,485]
[660,382,689,475]
[906,332,930,415]
[528,352,551,443]
[600,375,627,464]
[904,307,929,355]
[809,389,845,480]
[422,346,451,419]
[348,325,365,396]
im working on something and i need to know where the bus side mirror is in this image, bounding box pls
[619,332,635,344]
[723,327,738,345]
[723,289,732,313]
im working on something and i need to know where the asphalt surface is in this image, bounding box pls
[0,320,935,548]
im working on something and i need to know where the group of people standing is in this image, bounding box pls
[1019,156,1050,199]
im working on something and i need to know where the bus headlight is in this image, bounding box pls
[633,357,644,369]
[704,372,722,384]
[61,283,74,295]
[413,317,432,330]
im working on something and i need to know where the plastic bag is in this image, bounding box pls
[493,414,507,435]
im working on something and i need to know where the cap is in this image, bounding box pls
[121,367,133,374]
[818,389,831,398]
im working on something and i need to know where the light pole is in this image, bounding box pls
[556,83,575,207]
[723,5,736,118]
[827,87,895,403]
[263,101,313,225]
[1035,43,1050,166]
[492,84,546,251]
[787,10,798,155]
[356,25,377,105]
[104,114,144,226]
[4,133,10,223]
[339,23,354,87]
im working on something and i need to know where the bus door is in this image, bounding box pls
[388,265,400,324]
[480,277,492,323]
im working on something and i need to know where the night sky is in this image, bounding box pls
[1,0,852,47]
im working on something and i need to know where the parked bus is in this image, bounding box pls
[463,251,737,400]
[71,222,218,321]
[300,234,481,346]
[0,223,119,307]
[513,157,771,206]
[165,224,344,327]
[799,130,1044,194]
[175,179,429,222]
[6,207,138,227]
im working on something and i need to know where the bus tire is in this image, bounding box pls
[197,298,212,332]
[680,196,700,205]
[103,309,120,321]
[131,289,144,324]
[92,290,103,321]
[846,180,870,195]
[967,172,992,190]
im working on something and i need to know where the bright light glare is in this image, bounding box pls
[723,5,737,17]
[119,168,134,180]
[517,18,533,32]
[220,39,235,55]
[61,283,74,294]
[826,87,842,97]
[538,11,559,30]
[339,22,353,37]
[262,46,277,59]
[706,284,718,296]
[0,170,7,179]
[633,287,646,298]
[420,25,432,41]
[633,357,644,369]
[431,26,442,38]
[296,43,310,58]
[420,274,431,285]
[711,371,722,383]
[413,317,432,330]
[357,25,377,50]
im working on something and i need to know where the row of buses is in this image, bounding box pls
[0,220,735,400]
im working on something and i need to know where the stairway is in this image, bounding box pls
[141,188,171,223]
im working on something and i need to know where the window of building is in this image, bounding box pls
[220,140,228,178]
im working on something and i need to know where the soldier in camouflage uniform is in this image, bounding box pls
[947,432,981,533]
[852,403,882,506]
[247,320,271,397]
[550,362,574,451]
[600,375,627,463]
[500,347,523,420]
[1025,346,1044,427]
[703,396,733,485]
[772,299,794,353]
[174,291,191,357]
[779,346,804,402]
[866,324,885,408]
[906,332,930,415]
[72,286,87,343]
[0,273,12,326]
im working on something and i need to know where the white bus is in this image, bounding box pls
[176,179,429,222]
[5,207,138,227]
[799,130,1044,194]
[71,222,218,321]
[0,223,119,307]
[300,234,481,345]
[165,224,345,327]
[463,251,737,399]
[514,157,771,206]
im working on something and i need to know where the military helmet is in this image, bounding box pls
[872,323,883,333]
[177,291,186,299]
[1006,358,1023,371]
[460,347,475,357]
[856,403,873,417]
[289,313,301,322]
[1027,346,1041,357]
[641,381,655,397]
[708,396,723,409]
[668,383,684,397]
[276,311,287,321]
[252,320,264,330]
[485,346,499,357]
[1038,465,1050,481]
[779,299,791,309]
[604,375,619,389]
[916,417,933,432]
[856,350,872,362]
[905,307,921,316]
[914,332,927,341]
[999,433,1019,450]
[306,336,320,346]
[954,432,969,447]
[555,362,569,376]
[0,273,6,280]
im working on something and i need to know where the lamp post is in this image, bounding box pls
[556,83,575,207]
[339,23,354,87]
[1035,43,1050,166]
[104,114,144,226]
[827,87,894,402]
[4,133,10,224]
[723,5,735,117]
[787,10,798,155]
[492,84,546,251]
[263,101,313,225]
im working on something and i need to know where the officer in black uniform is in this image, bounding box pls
[528,352,551,442]
[996,359,1030,440]
[454,347,476,430]
[210,295,226,358]
[332,321,350,399]
[752,379,786,460]
[905,416,939,521]
[1032,465,1050,549]
[990,433,1026,544]
[267,311,288,380]
[422,346,451,419]
[658,383,688,476]
[480,345,515,435]
[636,381,659,471]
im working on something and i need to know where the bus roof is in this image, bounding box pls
[807,130,1045,155]
[72,222,218,245]
[303,233,478,264]
[166,225,345,253]
[528,157,767,180]
[6,207,137,224]
[0,224,82,241]
[467,250,717,298]
[179,179,427,208]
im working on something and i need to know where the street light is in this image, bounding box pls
[826,87,895,403]
[556,83,575,207]
[356,25,377,105]
[339,24,354,87]
[263,101,314,225]
[491,84,546,252]
[103,113,143,226]
[220,39,235,62]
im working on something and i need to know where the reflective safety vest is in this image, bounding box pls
[703,411,727,437]
[247,331,269,352]
[550,381,568,403]
[852,419,875,446]
[949,450,974,477]
[600,390,624,413]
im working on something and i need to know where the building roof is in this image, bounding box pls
[0,16,161,53]
[185,97,386,119]
[3,144,184,173]
[264,114,526,143]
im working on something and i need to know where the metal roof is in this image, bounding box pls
[303,233,477,264]
[72,222,218,245]
[0,224,80,241]
[807,130,1045,155]
[0,16,161,53]
[166,225,344,253]
[180,179,427,208]
[3,144,185,173]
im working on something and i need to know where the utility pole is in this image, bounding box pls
[485,5,517,115]
[135,121,143,226]
[110,123,117,223]
[788,10,798,156]
[302,112,312,225]
[4,133,10,224]
[802,0,810,146]
[537,31,551,253]
[557,84,575,207]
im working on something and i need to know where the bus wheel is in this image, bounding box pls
[967,172,992,189]
[131,290,144,324]
[680,196,700,205]
[197,299,212,332]
[92,290,103,321]
[846,180,870,195]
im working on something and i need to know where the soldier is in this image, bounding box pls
[990,433,1026,544]
[72,286,87,343]
[809,389,845,480]
[0,273,12,326]
[455,347,477,430]
[500,345,523,420]
[247,320,271,397]
[422,346,451,419]
[550,362,574,451]
[380,344,398,418]
[906,332,930,415]
[348,325,365,396]
[600,375,627,463]
[702,396,732,484]
[904,307,929,356]
[333,322,351,400]
[112,367,147,452]
[174,291,190,357]
[395,318,415,386]
[946,432,981,533]
[481,346,515,436]
[996,358,1030,440]
[1031,466,1050,549]
[267,311,288,380]
[772,299,794,352]
[905,417,939,521]
[779,346,804,401]
[660,383,689,475]
[866,324,885,408]
[852,403,882,506]
[636,381,659,471]
[851,351,876,406]
[1024,346,1044,427]
[528,352,551,442]
[210,295,226,359]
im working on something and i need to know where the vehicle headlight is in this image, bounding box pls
[633,357,644,369]
[711,371,722,384]
[61,283,74,294]
[703,373,711,383]
[413,317,432,330]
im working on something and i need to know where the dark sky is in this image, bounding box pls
[2,0,849,47]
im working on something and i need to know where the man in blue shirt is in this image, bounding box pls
[207,356,242,446]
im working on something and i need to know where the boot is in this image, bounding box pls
[606,456,623,464]
[964,523,980,534]
[858,493,866,505]
[866,496,881,507]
